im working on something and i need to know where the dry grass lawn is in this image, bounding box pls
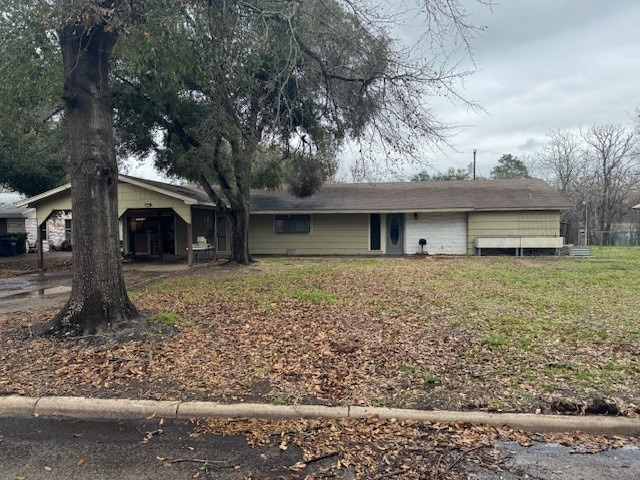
[1,247,639,417]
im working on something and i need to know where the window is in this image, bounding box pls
[370,214,381,250]
[275,215,310,234]
[65,219,72,242]
[0,218,6,236]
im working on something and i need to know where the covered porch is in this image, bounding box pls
[16,175,229,268]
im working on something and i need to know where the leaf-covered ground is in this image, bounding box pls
[1,248,639,417]
[188,416,639,479]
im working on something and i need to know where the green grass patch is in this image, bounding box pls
[485,333,509,348]
[287,290,340,304]
[151,311,186,327]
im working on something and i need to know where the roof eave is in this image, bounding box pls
[14,183,72,207]
[251,208,474,214]
[119,175,214,206]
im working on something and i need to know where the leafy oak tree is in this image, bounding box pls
[2,0,485,334]
[0,7,67,196]
[114,0,484,264]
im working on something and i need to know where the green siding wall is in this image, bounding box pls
[118,183,192,223]
[467,211,561,254]
[175,216,188,255]
[249,213,372,255]
[34,190,72,225]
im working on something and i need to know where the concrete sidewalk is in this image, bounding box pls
[2,395,639,436]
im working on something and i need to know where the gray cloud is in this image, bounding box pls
[421,0,640,176]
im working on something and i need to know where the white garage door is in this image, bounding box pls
[405,213,467,255]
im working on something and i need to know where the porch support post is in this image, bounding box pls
[157,210,163,262]
[187,222,193,267]
[213,211,218,261]
[37,221,44,271]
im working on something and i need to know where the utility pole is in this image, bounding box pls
[472,149,477,179]
[583,200,588,246]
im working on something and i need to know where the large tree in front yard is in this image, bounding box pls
[54,4,139,335]
[1,1,141,335]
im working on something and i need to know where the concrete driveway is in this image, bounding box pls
[0,252,193,315]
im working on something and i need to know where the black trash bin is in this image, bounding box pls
[0,237,18,257]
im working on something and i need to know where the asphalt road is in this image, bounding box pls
[2,416,640,479]
[0,416,345,480]
[469,441,640,479]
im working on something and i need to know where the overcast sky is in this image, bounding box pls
[129,0,640,183]
[418,0,640,179]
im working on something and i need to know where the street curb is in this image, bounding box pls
[2,395,639,435]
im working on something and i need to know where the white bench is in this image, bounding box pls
[475,237,564,256]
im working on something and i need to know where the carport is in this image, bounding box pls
[16,175,227,268]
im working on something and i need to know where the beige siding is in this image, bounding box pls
[249,213,373,255]
[467,211,561,254]
[34,191,72,225]
[31,183,194,225]
[118,183,192,223]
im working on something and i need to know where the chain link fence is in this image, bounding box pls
[590,231,640,246]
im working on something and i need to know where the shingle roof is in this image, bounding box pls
[250,179,571,213]
[1,192,30,218]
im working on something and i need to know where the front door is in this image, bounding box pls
[386,213,404,254]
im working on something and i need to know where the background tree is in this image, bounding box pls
[532,130,586,243]
[490,154,530,179]
[533,125,640,244]
[581,123,639,235]
[0,7,67,196]
[114,0,484,263]
[411,167,470,181]
[533,130,585,196]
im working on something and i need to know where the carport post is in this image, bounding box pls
[187,222,193,267]
[37,221,44,270]
[157,211,163,262]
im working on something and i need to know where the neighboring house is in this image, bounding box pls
[39,210,73,251]
[0,192,37,248]
[17,176,571,263]
[249,179,571,256]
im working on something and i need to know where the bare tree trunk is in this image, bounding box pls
[228,206,251,265]
[52,23,138,336]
